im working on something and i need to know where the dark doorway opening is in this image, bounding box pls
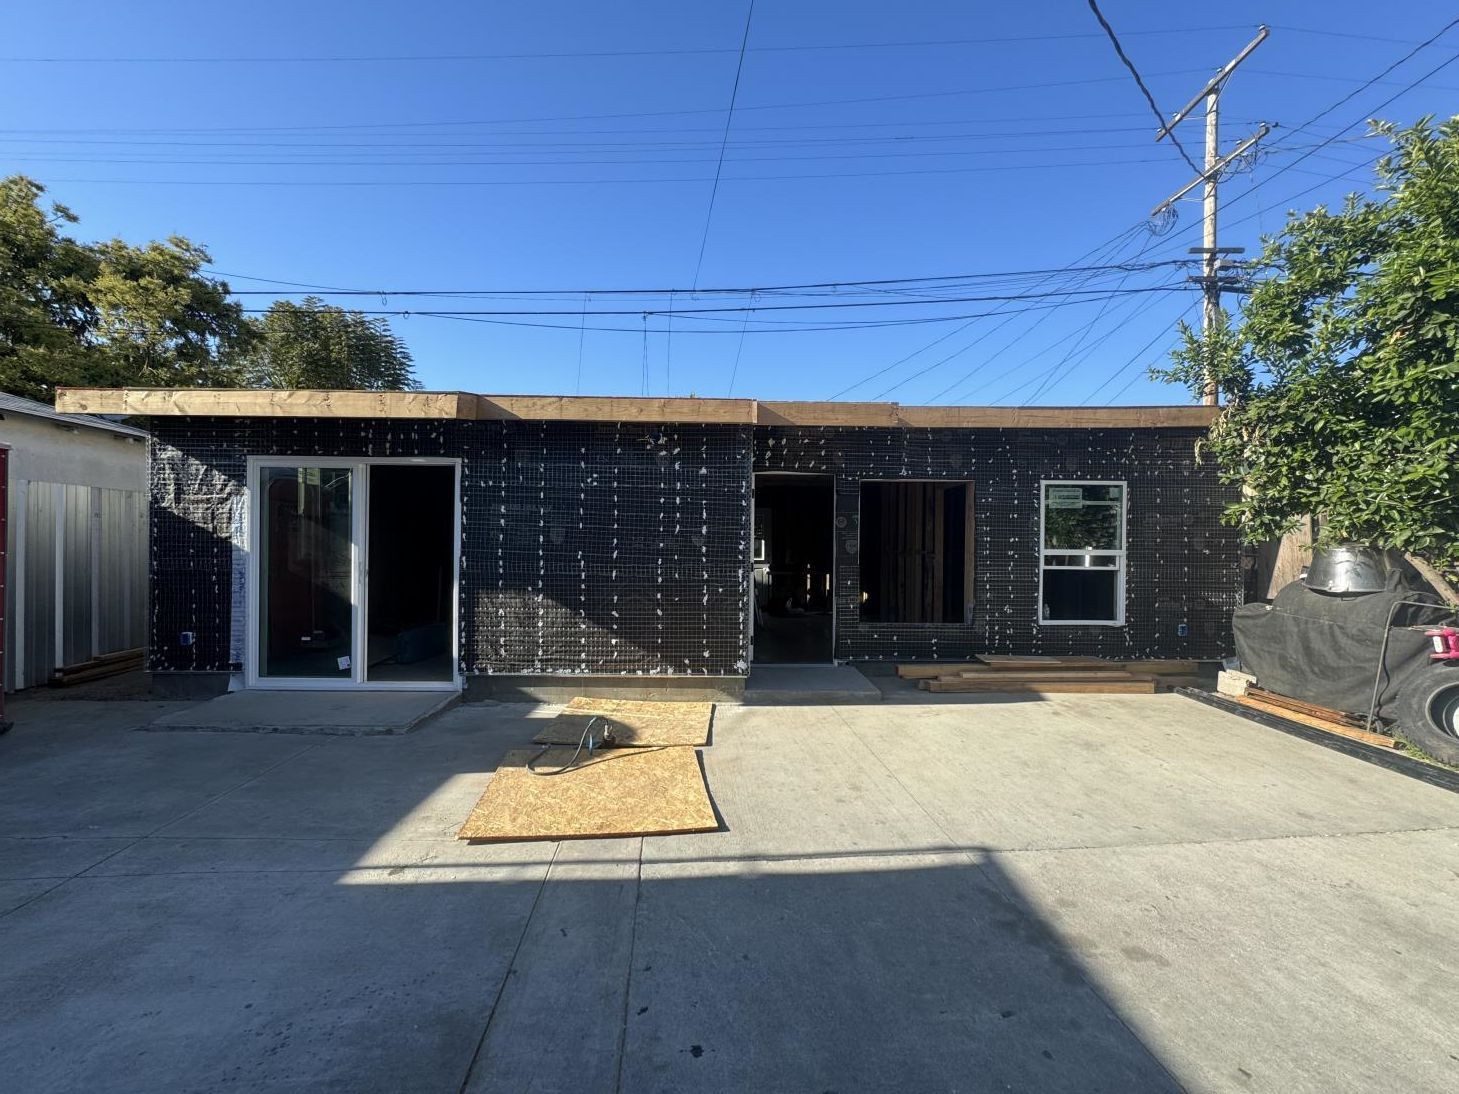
[366,464,456,683]
[860,481,972,624]
[752,473,834,663]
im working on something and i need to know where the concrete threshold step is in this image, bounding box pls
[145,690,460,735]
[743,664,881,705]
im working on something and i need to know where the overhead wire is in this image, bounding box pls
[1083,302,1200,405]
[827,224,1149,400]
[1086,0,1202,174]
[693,0,756,288]
[0,25,1252,64]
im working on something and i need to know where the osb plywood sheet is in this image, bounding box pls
[528,698,713,747]
[457,746,719,842]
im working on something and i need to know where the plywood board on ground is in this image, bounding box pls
[457,746,718,842]
[923,679,1158,694]
[533,706,711,747]
[533,697,714,746]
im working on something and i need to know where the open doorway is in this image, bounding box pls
[859,481,973,624]
[366,464,456,683]
[752,473,834,663]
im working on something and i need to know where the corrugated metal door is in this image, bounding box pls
[23,483,57,685]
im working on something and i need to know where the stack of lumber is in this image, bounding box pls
[49,647,143,687]
[1234,686,1399,749]
[897,655,1206,695]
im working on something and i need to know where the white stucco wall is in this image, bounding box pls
[0,413,147,492]
[2,412,149,690]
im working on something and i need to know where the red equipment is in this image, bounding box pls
[1426,627,1459,661]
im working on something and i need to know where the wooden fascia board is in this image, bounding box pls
[756,400,900,427]
[475,394,756,424]
[54,388,479,419]
[53,388,1218,430]
[893,405,1219,429]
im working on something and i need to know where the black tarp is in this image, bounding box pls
[1232,571,1454,718]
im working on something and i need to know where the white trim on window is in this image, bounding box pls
[1038,479,1126,627]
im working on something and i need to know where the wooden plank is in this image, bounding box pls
[931,484,945,623]
[457,746,718,842]
[1264,516,1314,599]
[57,388,1219,430]
[756,400,899,427]
[1245,687,1363,726]
[963,482,975,623]
[1234,696,1399,748]
[1114,660,1208,675]
[954,669,1142,682]
[55,388,479,419]
[897,663,969,679]
[895,405,1220,430]
[476,394,756,424]
[925,679,1158,694]
[974,655,1110,669]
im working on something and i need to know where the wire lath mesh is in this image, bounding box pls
[147,416,1237,678]
[755,424,1241,661]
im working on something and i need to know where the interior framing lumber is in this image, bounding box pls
[54,387,1220,429]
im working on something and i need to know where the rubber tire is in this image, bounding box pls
[1397,662,1459,766]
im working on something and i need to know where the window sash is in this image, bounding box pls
[1039,479,1127,626]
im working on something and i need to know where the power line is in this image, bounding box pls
[27,155,1197,189]
[1082,302,1199,405]
[1087,0,1202,174]
[930,228,1160,404]
[880,240,1157,402]
[2,70,1209,136]
[0,26,1250,64]
[209,258,1189,299]
[1225,17,1459,202]
[826,224,1149,400]
[232,284,1185,319]
[693,1,756,288]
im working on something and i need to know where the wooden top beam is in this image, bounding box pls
[894,405,1218,429]
[54,388,1219,430]
[476,394,756,425]
[54,388,479,419]
[757,400,900,427]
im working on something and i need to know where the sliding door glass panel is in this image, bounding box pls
[365,464,455,682]
[259,466,354,678]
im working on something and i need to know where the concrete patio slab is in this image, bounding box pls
[3,691,1458,1093]
[146,688,459,735]
[742,663,880,704]
[995,826,1459,1093]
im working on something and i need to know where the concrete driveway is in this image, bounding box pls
[2,692,1457,1093]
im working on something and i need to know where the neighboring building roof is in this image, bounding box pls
[0,390,150,439]
[52,387,1218,430]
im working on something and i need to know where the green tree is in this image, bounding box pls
[239,297,418,391]
[1156,118,1459,586]
[0,175,248,401]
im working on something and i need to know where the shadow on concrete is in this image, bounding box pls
[0,698,1181,1093]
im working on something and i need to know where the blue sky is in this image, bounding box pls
[5,1,1456,404]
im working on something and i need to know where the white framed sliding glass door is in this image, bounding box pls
[246,457,460,690]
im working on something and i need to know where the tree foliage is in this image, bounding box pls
[1155,118,1459,571]
[0,176,249,401]
[237,297,418,391]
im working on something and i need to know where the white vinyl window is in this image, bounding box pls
[1039,481,1126,626]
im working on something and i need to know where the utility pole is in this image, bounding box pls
[1152,25,1270,406]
